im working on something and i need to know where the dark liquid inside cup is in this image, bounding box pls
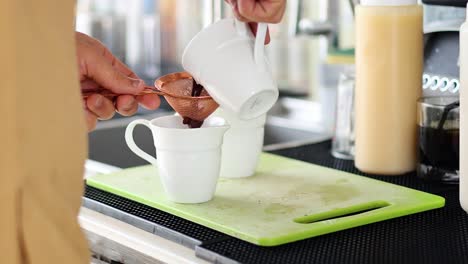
[418,126,459,182]
[182,79,205,129]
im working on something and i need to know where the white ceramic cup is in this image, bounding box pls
[182,18,278,120]
[210,108,266,178]
[125,115,230,204]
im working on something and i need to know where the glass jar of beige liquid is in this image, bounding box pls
[355,0,423,175]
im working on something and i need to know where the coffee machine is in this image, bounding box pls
[422,0,467,96]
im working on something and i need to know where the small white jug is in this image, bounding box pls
[182,19,278,120]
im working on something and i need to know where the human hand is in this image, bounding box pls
[76,32,160,131]
[225,0,286,44]
[227,0,286,23]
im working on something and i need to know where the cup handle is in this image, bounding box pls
[125,119,157,165]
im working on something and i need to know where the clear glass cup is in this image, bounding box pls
[331,68,355,160]
[417,97,459,183]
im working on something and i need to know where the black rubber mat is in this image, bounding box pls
[84,186,226,244]
[84,141,468,264]
[199,141,468,264]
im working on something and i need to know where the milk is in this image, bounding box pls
[355,0,423,175]
[459,4,468,213]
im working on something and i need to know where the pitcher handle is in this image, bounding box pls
[125,119,157,165]
[254,22,268,70]
[234,19,268,70]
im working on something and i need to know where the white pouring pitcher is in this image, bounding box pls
[182,19,278,120]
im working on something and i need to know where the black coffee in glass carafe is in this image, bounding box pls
[417,97,459,183]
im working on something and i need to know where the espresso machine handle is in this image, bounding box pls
[288,0,335,37]
[422,0,468,7]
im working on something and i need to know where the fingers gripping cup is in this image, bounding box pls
[182,18,278,120]
[125,116,230,203]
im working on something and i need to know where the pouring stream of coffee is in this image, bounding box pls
[182,79,206,129]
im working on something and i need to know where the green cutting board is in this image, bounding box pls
[87,153,445,246]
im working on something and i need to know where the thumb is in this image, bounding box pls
[86,53,144,94]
